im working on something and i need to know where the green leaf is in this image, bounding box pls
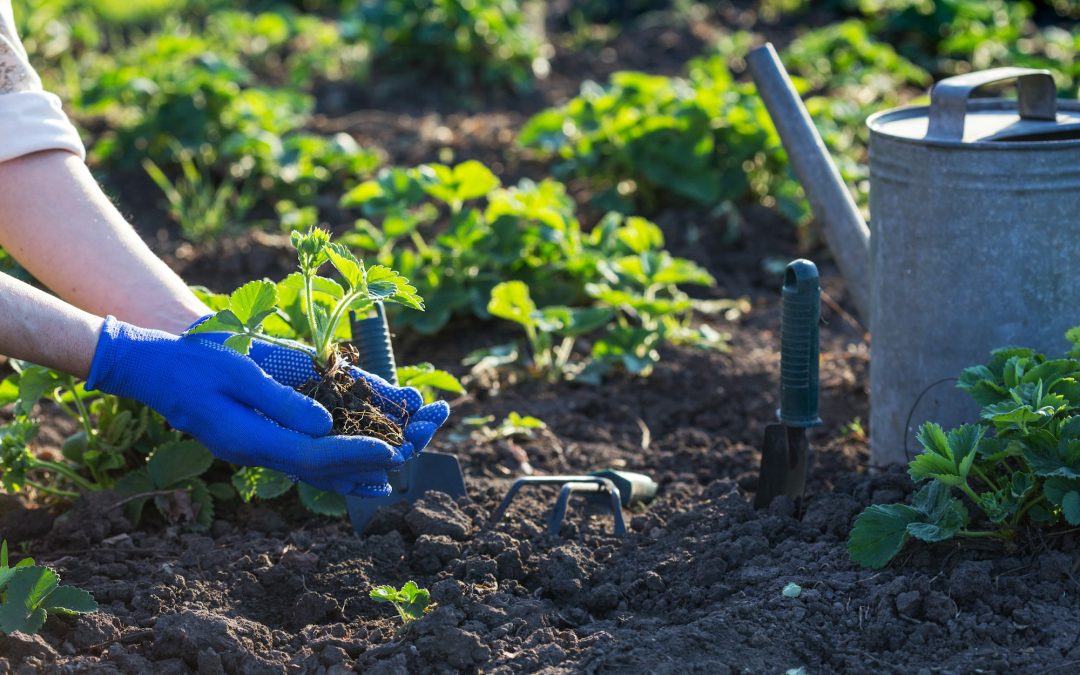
[848,503,920,569]
[906,482,967,542]
[909,423,982,485]
[1063,491,1080,526]
[224,334,253,354]
[487,281,536,328]
[297,482,348,517]
[228,280,278,328]
[325,242,365,291]
[397,366,465,396]
[0,566,58,634]
[42,585,98,615]
[369,585,399,603]
[400,582,430,619]
[186,310,245,335]
[366,265,424,310]
[148,440,214,488]
[452,160,500,202]
[16,366,66,417]
[231,467,294,501]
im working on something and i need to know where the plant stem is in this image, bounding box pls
[67,390,96,440]
[27,480,79,499]
[302,272,321,354]
[956,529,1011,540]
[971,465,1002,493]
[318,291,367,365]
[33,459,96,492]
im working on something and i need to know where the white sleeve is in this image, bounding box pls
[0,0,85,162]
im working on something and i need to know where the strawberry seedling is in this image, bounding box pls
[188,226,423,442]
[369,581,431,625]
[849,331,1080,568]
[0,541,97,635]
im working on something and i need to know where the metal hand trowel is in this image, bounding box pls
[755,259,822,510]
[346,303,467,534]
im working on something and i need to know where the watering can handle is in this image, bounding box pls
[926,67,1057,141]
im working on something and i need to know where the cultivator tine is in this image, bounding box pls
[490,475,627,537]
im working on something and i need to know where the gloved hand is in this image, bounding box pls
[188,318,450,463]
[246,339,450,459]
[86,316,405,496]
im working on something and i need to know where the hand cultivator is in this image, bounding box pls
[490,469,657,537]
[347,304,468,534]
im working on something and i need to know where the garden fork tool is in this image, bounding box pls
[490,469,657,537]
[755,259,821,510]
[346,303,467,534]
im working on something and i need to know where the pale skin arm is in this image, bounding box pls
[0,270,102,377]
[0,149,209,334]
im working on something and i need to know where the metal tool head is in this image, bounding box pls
[346,304,468,535]
[489,475,629,537]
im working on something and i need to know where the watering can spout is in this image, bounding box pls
[747,43,872,325]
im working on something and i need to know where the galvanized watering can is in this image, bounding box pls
[750,44,1080,466]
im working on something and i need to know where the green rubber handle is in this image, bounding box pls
[780,259,822,427]
[351,303,398,385]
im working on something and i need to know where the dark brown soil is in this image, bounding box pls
[296,350,404,444]
[4,8,1080,675]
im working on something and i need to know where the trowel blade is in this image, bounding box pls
[754,424,810,509]
[346,451,467,535]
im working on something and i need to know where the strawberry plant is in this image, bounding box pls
[0,541,97,635]
[188,228,424,515]
[848,331,1080,568]
[370,581,431,624]
[189,227,423,367]
[0,361,232,528]
[355,0,548,91]
[487,280,614,381]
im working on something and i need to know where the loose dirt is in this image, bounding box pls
[4,9,1079,674]
[297,350,405,444]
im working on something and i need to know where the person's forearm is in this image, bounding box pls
[0,150,209,333]
[0,271,103,377]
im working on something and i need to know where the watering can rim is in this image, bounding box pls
[868,98,1080,149]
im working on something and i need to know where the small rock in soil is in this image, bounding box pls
[923,592,958,624]
[153,610,283,673]
[895,590,923,618]
[404,492,474,540]
[0,632,60,663]
[291,591,339,628]
[948,560,993,602]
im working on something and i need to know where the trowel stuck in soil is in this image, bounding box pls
[297,347,406,444]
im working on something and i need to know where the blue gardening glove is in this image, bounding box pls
[86,317,405,496]
[187,318,450,462]
[248,341,450,458]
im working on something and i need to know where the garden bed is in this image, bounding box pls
[4,3,1080,672]
[5,210,1079,674]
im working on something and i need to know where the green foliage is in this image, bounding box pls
[231,467,347,517]
[397,363,465,404]
[340,162,734,379]
[0,541,97,635]
[520,55,782,214]
[849,329,1080,568]
[369,580,431,624]
[114,440,220,530]
[460,411,546,444]
[0,361,227,527]
[356,0,547,90]
[143,145,255,243]
[521,24,928,221]
[189,227,423,367]
[487,280,614,381]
